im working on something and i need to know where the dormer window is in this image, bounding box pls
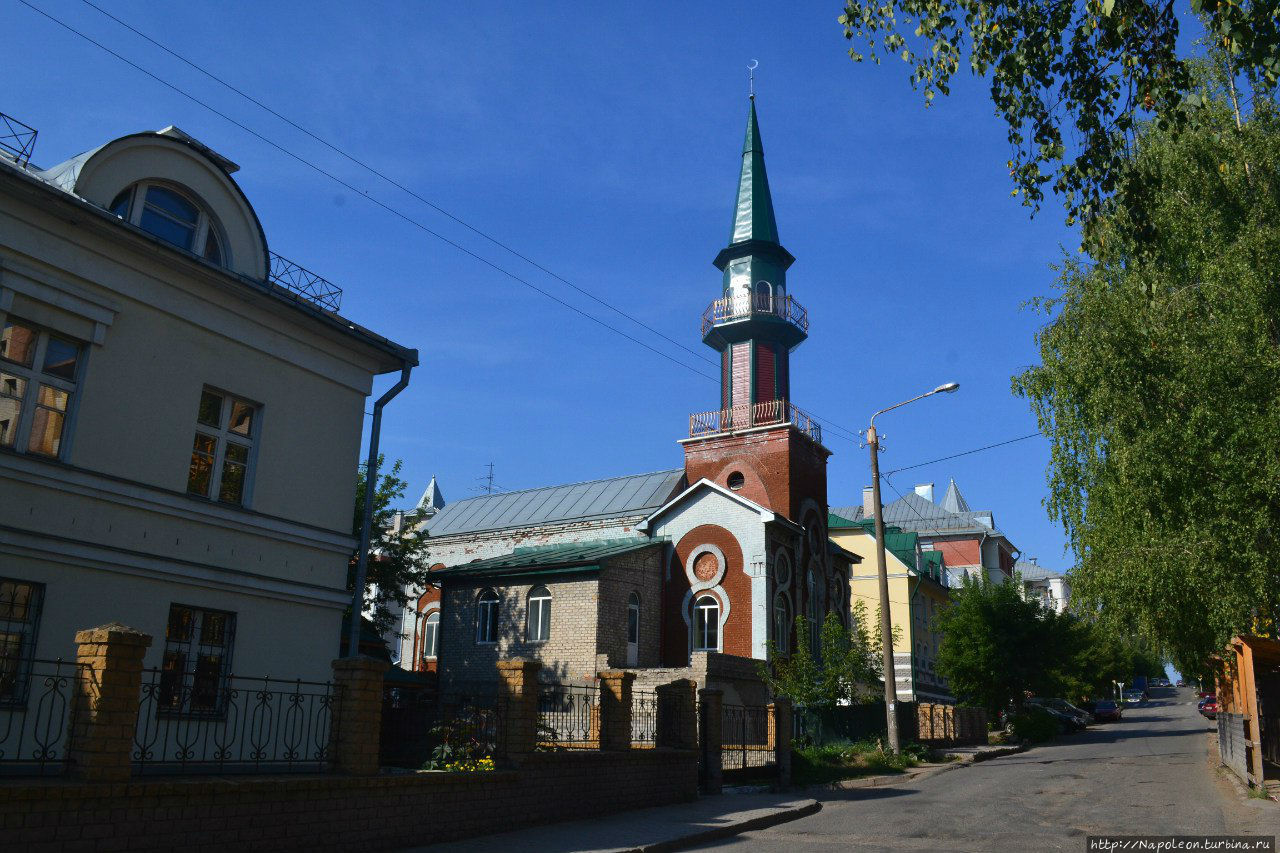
[109,182,226,267]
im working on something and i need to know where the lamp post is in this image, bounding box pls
[867,382,959,755]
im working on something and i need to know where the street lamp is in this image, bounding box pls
[867,382,959,755]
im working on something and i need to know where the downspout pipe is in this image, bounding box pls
[346,362,413,658]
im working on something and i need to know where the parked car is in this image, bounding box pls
[1092,700,1122,722]
[1122,690,1145,705]
[1198,696,1219,719]
[1041,706,1086,733]
[1176,679,1185,687]
[1028,697,1095,726]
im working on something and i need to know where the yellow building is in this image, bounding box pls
[829,513,953,703]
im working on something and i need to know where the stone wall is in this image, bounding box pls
[0,749,698,852]
[916,702,987,746]
[595,547,664,669]
[626,651,771,707]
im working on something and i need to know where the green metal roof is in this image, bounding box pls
[828,513,918,569]
[432,538,665,581]
[730,100,779,245]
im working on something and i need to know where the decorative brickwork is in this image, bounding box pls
[330,656,389,776]
[70,623,152,783]
[916,703,987,746]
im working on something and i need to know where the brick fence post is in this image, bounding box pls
[698,687,723,794]
[656,678,697,750]
[497,659,541,762]
[770,697,792,787]
[598,671,635,751]
[331,656,389,776]
[70,623,151,782]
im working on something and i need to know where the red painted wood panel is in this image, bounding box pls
[732,342,750,408]
[755,343,775,402]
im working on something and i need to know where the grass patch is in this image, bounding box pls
[792,738,924,786]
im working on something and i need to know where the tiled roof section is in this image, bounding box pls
[831,490,1002,537]
[432,538,664,578]
[424,469,686,537]
[1016,561,1063,581]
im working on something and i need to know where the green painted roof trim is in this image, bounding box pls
[432,537,666,580]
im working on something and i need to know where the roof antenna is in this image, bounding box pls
[748,60,758,100]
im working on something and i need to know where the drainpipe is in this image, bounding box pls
[346,362,413,658]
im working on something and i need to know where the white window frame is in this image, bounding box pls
[692,595,720,653]
[421,611,439,661]
[476,589,499,644]
[110,181,230,268]
[158,603,236,717]
[526,586,551,643]
[187,386,260,507]
[773,593,790,655]
[0,315,84,460]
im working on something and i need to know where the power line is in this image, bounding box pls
[883,432,1043,477]
[73,0,718,374]
[15,0,718,385]
[19,0,870,443]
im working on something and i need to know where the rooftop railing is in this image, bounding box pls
[0,111,38,167]
[701,291,808,338]
[689,398,823,444]
[268,251,344,312]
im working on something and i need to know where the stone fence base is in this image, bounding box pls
[916,703,988,746]
[1,748,697,852]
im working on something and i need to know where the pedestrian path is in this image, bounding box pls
[401,793,819,853]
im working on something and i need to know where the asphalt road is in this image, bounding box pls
[693,688,1277,852]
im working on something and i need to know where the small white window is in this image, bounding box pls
[476,589,499,644]
[693,595,720,652]
[187,387,258,506]
[422,611,439,660]
[0,317,82,459]
[110,182,228,267]
[527,586,551,643]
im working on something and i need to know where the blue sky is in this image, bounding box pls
[5,1,1084,571]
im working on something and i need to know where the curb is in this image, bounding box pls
[639,799,822,852]
[968,743,1028,763]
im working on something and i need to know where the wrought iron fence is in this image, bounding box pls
[0,111,38,166]
[0,658,84,776]
[721,703,774,772]
[133,670,337,775]
[381,685,505,769]
[537,683,599,749]
[631,689,681,747]
[267,251,344,312]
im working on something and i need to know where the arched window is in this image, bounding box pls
[422,611,439,660]
[626,592,640,666]
[526,586,551,642]
[475,589,499,644]
[806,569,819,653]
[109,182,227,266]
[753,280,771,310]
[773,593,790,655]
[693,595,720,652]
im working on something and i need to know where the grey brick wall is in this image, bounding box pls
[439,573,602,688]
[595,546,665,669]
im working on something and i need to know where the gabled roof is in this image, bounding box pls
[831,484,1002,538]
[424,469,685,538]
[432,538,664,580]
[638,477,801,533]
[1016,560,1064,582]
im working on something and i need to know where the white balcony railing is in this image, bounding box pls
[700,291,808,337]
[688,399,822,444]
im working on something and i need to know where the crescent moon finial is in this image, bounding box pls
[748,60,758,99]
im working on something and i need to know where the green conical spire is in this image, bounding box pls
[730,98,780,245]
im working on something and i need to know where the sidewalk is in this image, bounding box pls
[401,793,820,853]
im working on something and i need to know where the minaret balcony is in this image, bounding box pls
[700,292,808,341]
[688,398,822,445]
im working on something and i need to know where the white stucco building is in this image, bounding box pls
[0,118,416,697]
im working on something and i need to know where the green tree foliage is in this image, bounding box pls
[837,1,1279,228]
[1012,68,1280,673]
[935,573,1087,713]
[350,455,431,637]
[759,601,887,708]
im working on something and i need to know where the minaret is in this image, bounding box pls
[683,97,828,524]
[704,97,807,413]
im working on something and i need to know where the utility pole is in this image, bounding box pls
[866,382,959,755]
